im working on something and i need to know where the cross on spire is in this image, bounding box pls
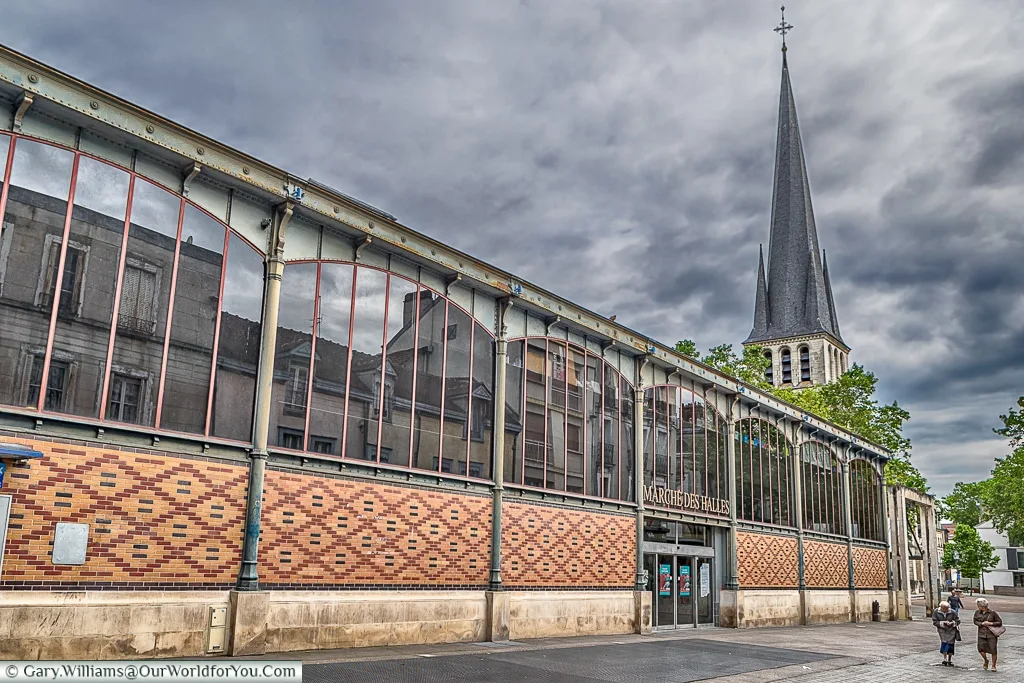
[774,5,793,52]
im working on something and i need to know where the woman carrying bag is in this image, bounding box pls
[973,597,1005,672]
[933,601,961,667]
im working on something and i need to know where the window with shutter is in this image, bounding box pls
[118,262,158,334]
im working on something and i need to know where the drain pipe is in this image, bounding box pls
[237,202,292,591]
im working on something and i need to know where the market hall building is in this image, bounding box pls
[0,42,895,660]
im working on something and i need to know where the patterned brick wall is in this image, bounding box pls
[853,546,888,588]
[804,540,850,588]
[500,501,635,588]
[0,434,247,587]
[736,531,798,588]
[259,470,491,587]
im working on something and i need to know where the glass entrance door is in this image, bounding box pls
[696,557,714,625]
[677,557,694,627]
[646,553,701,629]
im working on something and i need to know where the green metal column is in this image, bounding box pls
[725,396,739,590]
[634,357,649,591]
[237,203,291,591]
[489,299,512,590]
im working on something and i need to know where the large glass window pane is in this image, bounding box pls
[586,354,603,496]
[564,347,585,492]
[45,157,130,419]
[411,290,445,471]
[438,305,471,474]
[620,378,635,501]
[345,268,388,462]
[675,387,688,493]
[469,323,494,480]
[503,340,524,484]
[603,364,619,499]
[306,263,353,458]
[210,234,262,441]
[159,205,225,433]
[523,339,546,487]
[546,341,566,491]
[378,275,417,467]
[0,141,74,410]
[692,393,707,496]
[270,262,317,449]
[106,179,180,426]
[642,388,654,488]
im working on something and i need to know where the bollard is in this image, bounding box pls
[871,600,881,622]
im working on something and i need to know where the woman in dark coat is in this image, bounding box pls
[973,597,1003,671]
[933,601,960,666]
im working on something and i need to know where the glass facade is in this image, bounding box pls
[800,441,843,535]
[735,417,792,526]
[850,459,884,542]
[502,338,633,502]
[641,385,728,506]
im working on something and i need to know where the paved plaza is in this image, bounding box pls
[263,597,1024,682]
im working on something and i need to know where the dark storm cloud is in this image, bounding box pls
[1,0,1022,495]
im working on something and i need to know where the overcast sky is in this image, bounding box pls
[2,1,1022,496]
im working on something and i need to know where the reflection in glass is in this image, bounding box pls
[0,135,9,179]
[620,379,635,502]
[306,263,353,457]
[107,180,181,426]
[546,341,566,491]
[160,205,225,433]
[270,262,317,449]
[440,306,471,474]
[346,268,387,461]
[0,140,75,409]
[411,291,444,471]
[851,460,881,542]
[603,364,619,499]
[503,339,524,484]
[379,276,418,467]
[585,354,602,496]
[469,322,494,480]
[49,157,130,418]
[211,234,263,441]
[564,347,585,493]
[734,418,791,526]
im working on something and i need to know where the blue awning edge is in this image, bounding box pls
[0,443,44,460]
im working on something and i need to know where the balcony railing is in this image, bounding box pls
[525,439,554,465]
[117,314,156,335]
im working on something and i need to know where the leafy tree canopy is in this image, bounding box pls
[674,340,772,392]
[939,481,988,527]
[941,523,999,580]
[994,396,1024,449]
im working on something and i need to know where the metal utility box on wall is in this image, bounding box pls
[52,523,89,565]
[207,606,227,653]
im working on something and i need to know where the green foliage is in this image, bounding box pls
[939,481,988,527]
[994,396,1024,449]
[943,523,999,580]
[693,342,773,391]
[980,445,1024,546]
[884,457,929,495]
[674,339,699,359]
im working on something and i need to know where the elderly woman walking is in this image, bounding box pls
[973,597,1005,671]
[933,600,961,666]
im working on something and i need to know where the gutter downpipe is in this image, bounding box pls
[237,202,292,591]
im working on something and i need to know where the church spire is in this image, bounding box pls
[750,244,769,339]
[744,15,844,346]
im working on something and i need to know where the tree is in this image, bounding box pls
[674,339,699,360]
[674,340,773,391]
[994,395,1024,449]
[943,523,999,585]
[939,481,988,527]
[980,398,1024,546]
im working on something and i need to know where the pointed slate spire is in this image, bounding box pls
[744,49,844,345]
[822,250,841,340]
[749,244,769,340]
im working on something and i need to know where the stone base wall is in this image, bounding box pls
[264,590,487,652]
[852,589,891,621]
[507,591,636,640]
[0,590,230,660]
[724,588,898,629]
[804,589,852,624]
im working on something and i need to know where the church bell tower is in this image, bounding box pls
[743,8,850,390]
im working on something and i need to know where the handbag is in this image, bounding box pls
[987,624,1006,638]
[955,627,963,642]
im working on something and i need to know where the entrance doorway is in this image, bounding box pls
[644,553,714,628]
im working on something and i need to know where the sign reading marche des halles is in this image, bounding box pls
[643,485,730,516]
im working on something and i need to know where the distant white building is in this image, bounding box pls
[977,522,1024,593]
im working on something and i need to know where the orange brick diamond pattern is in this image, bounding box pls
[259,470,491,586]
[501,501,635,588]
[736,531,798,588]
[853,547,888,588]
[0,434,248,585]
[804,540,850,588]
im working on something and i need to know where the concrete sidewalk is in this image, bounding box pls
[245,617,1024,681]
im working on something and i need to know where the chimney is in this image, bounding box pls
[403,290,434,327]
